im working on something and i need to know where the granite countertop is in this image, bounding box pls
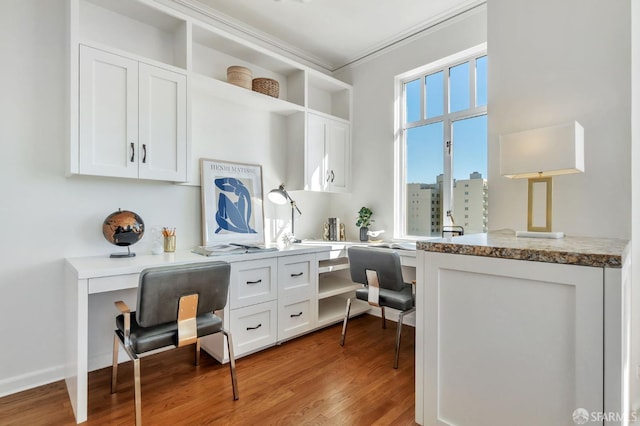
[416,230,629,268]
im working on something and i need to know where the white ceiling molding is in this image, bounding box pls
[165,0,485,74]
[337,0,487,72]
[168,0,334,71]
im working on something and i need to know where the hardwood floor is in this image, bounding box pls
[0,315,416,425]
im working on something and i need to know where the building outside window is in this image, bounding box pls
[395,44,487,238]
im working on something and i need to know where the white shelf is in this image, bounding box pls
[191,74,305,116]
[318,262,350,274]
[317,296,369,328]
[318,276,361,299]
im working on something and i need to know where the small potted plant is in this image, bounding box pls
[356,207,373,242]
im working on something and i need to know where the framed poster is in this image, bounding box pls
[200,159,265,246]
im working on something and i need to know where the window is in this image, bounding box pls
[396,45,487,238]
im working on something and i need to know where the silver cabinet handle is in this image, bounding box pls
[246,323,262,331]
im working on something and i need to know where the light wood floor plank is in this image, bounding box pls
[0,315,416,425]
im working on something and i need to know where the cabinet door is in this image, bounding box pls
[306,113,351,193]
[79,46,138,178]
[138,64,187,182]
[306,113,326,191]
[419,252,603,426]
[325,119,350,192]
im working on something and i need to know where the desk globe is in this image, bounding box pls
[102,209,144,258]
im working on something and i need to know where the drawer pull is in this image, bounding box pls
[246,323,262,331]
[246,279,262,285]
[290,312,303,318]
[290,272,303,277]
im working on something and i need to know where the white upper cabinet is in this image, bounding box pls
[137,63,187,181]
[67,0,351,188]
[78,46,187,181]
[79,47,139,179]
[291,113,350,193]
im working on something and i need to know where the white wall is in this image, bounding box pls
[487,0,631,239]
[333,6,487,241]
[0,0,329,396]
[631,0,640,414]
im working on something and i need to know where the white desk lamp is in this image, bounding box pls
[268,184,302,243]
[500,121,584,238]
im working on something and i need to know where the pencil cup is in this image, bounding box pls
[163,235,176,253]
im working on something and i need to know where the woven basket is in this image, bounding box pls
[252,78,279,98]
[227,66,252,90]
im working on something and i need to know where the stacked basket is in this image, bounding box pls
[252,78,279,98]
[226,66,252,90]
[226,66,280,99]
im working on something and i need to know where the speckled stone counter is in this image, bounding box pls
[416,230,629,268]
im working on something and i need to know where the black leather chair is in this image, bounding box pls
[111,262,238,426]
[340,246,416,368]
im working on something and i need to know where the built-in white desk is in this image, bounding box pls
[65,242,416,423]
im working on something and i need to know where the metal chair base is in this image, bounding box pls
[340,299,415,369]
[111,329,239,425]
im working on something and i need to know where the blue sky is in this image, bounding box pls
[405,56,487,183]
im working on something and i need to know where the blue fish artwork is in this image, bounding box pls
[214,177,257,234]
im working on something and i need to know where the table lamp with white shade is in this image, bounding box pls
[500,121,584,238]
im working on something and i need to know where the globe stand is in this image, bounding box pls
[110,246,136,258]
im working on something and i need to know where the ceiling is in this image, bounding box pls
[175,0,484,72]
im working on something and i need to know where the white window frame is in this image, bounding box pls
[394,43,487,240]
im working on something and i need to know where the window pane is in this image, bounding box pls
[425,71,444,118]
[476,56,487,107]
[405,78,421,123]
[452,115,488,234]
[449,62,470,113]
[406,122,443,237]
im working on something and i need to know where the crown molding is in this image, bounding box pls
[165,0,486,74]
[335,0,487,72]
[168,0,336,72]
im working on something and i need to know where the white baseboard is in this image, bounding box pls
[0,365,64,398]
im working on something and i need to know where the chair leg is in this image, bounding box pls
[394,307,416,369]
[381,306,386,329]
[223,329,239,400]
[133,358,142,426]
[111,334,119,394]
[394,311,405,369]
[340,297,352,346]
[195,337,201,366]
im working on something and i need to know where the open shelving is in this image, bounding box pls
[68,0,352,183]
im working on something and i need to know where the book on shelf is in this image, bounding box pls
[192,243,278,257]
[367,241,416,251]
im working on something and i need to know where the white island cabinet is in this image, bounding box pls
[415,231,630,426]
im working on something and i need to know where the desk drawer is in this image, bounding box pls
[230,300,277,356]
[278,298,315,341]
[278,254,316,300]
[88,274,138,294]
[230,258,277,309]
